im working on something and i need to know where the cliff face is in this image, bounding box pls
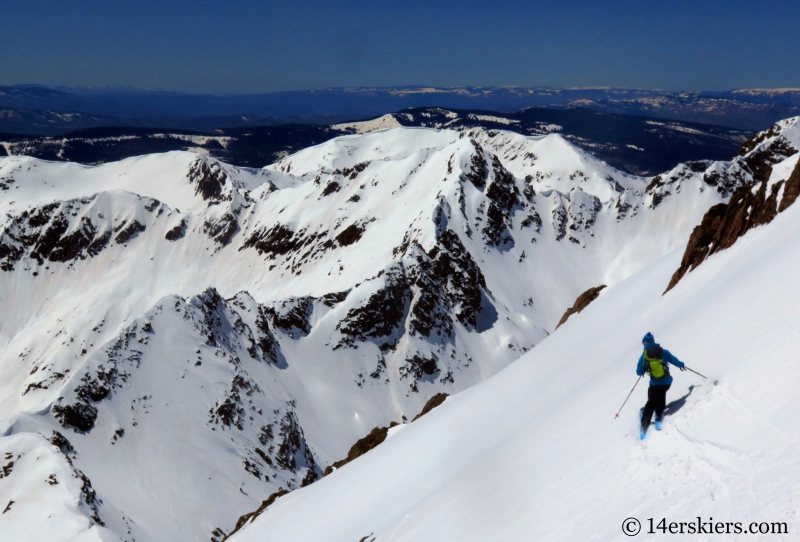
[666,155,800,293]
[556,285,607,328]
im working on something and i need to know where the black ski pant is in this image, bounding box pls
[642,384,671,430]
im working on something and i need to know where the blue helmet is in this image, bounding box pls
[642,332,654,344]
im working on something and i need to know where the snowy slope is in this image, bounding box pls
[0,119,782,540]
[230,149,800,542]
[0,431,122,542]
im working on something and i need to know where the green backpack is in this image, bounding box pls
[643,345,669,379]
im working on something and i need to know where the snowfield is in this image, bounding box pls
[0,119,797,541]
[231,161,800,542]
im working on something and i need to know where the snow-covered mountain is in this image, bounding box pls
[1,117,793,541]
[228,138,800,542]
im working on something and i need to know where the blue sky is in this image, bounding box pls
[3,0,799,94]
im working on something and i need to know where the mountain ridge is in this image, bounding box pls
[2,116,796,540]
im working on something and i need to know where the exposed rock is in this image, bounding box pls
[188,159,228,202]
[1,202,104,269]
[242,224,335,266]
[482,156,521,247]
[265,297,313,336]
[114,220,146,244]
[321,181,340,197]
[52,322,146,433]
[411,392,449,421]
[556,285,607,329]
[400,354,439,387]
[323,426,389,476]
[221,489,291,541]
[461,140,488,189]
[520,211,542,232]
[739,123,799,182]
[702,163,751,197]
[274,411,320,483]
[52,402,98,433]
[409,230,487,336]
[322,392,449,477]
[339,162,369,179]
[567,189,601,234]
[666,157,800,292]
[551,194,569,241]
[779,160,800,211]
[203,212,238,246]
[319,290,350,307]
[336,266,410,346]
[49,431,77,459]
[242,224,301,258]
[251,306,280,364]
[165,218,187,241]
[335,224,365,246]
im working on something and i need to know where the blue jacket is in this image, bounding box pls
[636,341,684,386]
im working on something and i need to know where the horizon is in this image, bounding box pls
[6,83,800,99]
[3,1,800,94]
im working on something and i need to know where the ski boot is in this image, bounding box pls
[654,418,662,431]
[639,426,647,440]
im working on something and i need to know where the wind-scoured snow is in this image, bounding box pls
[1,119,791,541]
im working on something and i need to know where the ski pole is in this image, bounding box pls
[683,366,708,379]
[614,376,642,419]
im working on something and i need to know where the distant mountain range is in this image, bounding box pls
[2,86,800,134]
[0,106,751,176]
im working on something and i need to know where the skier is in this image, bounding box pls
[637,332,685,439]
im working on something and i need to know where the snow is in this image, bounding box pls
[745,117,800,159]
[331,114,403,134]
[767,153,800,194]
[535,123,562,132]
[0,123,770,541]
[231,176,800,542]
[0,432,119,542]
[466,114,519,125]
[151,134,232,148]
[0,152,260,216]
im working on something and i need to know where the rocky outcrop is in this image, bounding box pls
[411,392,449,421]
[265,297,313,337]
[666,157,800,292]
[336,266,410,348]
[461,140,488,189]
[323,426,390,476]
[323,392,451,476]
[114,219,145,244]
[220,489,290,541]
[556,285,607,329]
[409,230,487,335]
[188,158,228,202]
[203,212,239,246]
[223,387,450,539]
[482,156,522,247]
[739,123,799,182]
[165,218,187,241]
[0,195,166,271]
